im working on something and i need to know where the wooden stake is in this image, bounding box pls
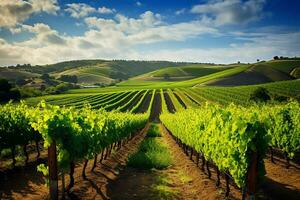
[246,152,258,200]
[48,141,58,200]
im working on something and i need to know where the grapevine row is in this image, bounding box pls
[0,101,149,197]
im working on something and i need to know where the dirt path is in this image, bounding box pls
[107,124,240,200]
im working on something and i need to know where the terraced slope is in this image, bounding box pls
[191,79,300,106]
[205,60,299,86]
[133,64,227,81]
[171,65,250,87]
[51,65,116,85]
[263,60,300,74]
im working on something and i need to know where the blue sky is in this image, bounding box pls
[0,0,299,65]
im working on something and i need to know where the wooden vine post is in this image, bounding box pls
[245,152,258,200]
[48,141,58,200]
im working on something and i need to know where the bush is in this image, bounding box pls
[272,94,289,102]
[58,75,78,83]
[41,73,51,80]
[250,87,271,102]
[0,79,11,92]
[19,87,42,98]
[0,79,21,102]
[9,88,21,100]
[45,83,78,94]
[15,78,27,86]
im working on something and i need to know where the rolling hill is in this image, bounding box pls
[204,60,299,86]
[132,64,228,81]
[1,58,299,88]
[0,67,39,80]
[1,60,192,86]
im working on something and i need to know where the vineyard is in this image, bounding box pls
[1,78,300,199]
[1,64,300,200]
[1,0,300,198]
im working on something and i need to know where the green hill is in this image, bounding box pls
[1,60,192,86]
[132,64,227,81]
[1,59,299,88]
[205,60,299,86]
[0,68,39,80]
[51,65,116,85]
[262,60,300,73]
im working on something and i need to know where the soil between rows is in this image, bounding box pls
[108,123,240,200]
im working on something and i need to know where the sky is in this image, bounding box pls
[0,0,300,66]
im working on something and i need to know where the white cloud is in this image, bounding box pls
[0,29,299,66]
[65,3,96,18]
[16,23,66,47]
[191,0,266,26]
[0,7,298,66]
[0,11,218,65]
[98,6,116,14]
[134,31,300,63]
[84,11,216,44]
[30,0,59,14]
[65,3,116,18]
[0,0,59,27]
[85,11,163,34]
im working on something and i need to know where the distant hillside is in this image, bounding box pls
[0,60,192,86]
[132,64,228,81]
[0,68,39,80]
[51,65,116,85]
[1,58,299,88]
[205,60,299,86]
